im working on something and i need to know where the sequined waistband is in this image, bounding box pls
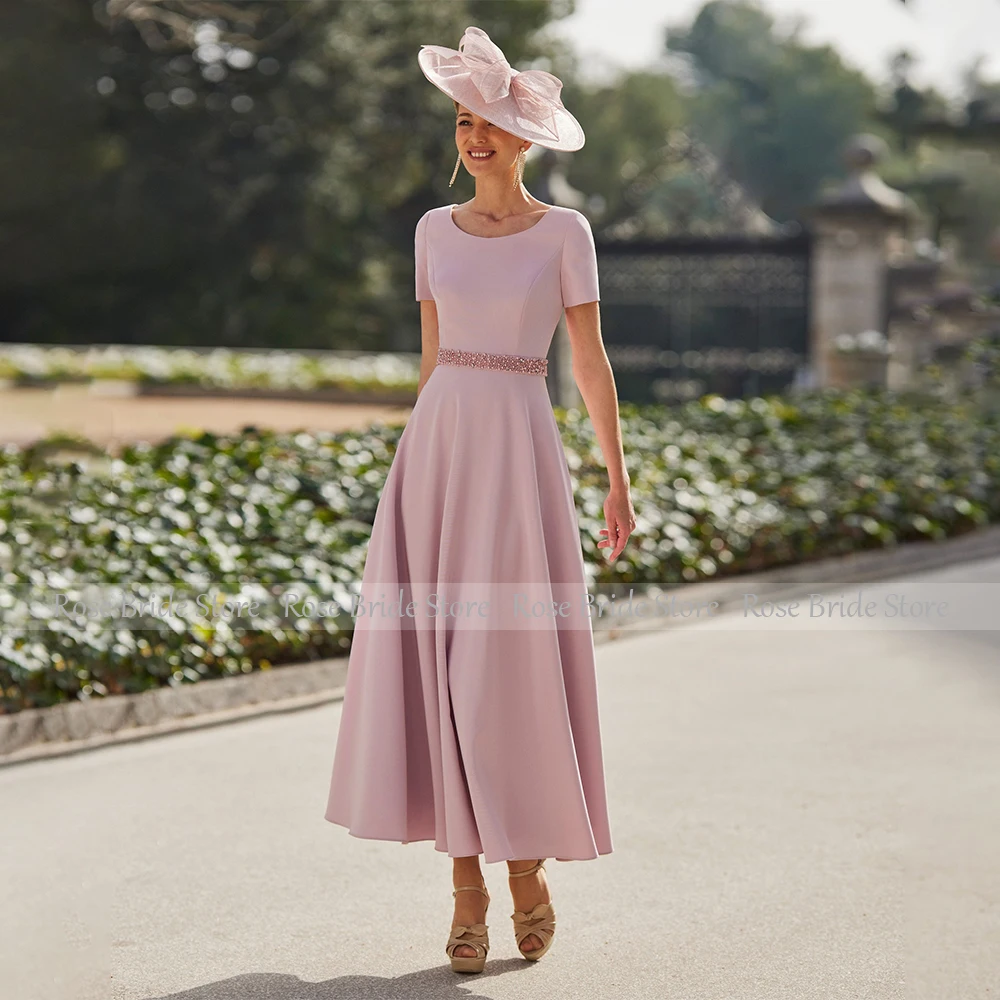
[436,347,548,377]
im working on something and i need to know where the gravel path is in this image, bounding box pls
[0,385,411,448]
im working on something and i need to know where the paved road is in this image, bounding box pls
[3,558,999,1000]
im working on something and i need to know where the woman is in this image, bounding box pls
[325,26,635,973]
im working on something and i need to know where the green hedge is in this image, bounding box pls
[2,386,999,714]
[0,344,420,393]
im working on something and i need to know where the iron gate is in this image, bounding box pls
[593,234,812,402]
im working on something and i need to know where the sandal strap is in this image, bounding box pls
[446,922,490,959]
[511,901,556,948]
[446,940,489,959]
[508,859,545,878]
[452,884,490,898]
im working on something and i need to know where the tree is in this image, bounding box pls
[557,69,689,223]
[879,50,1000,275]
[665,1,876,223]
[0,0,564,350]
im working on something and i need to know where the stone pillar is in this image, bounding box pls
[886,314,935,390]
[884,258,940,390]
[806,135,915,388]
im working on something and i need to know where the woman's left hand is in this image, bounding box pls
[597,487,636,562]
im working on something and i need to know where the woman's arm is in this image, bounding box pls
[417,299,440,397]
[564,301,636,561]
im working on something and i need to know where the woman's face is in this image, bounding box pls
[454,104,529,178]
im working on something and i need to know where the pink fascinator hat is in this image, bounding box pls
[418,25,586,152]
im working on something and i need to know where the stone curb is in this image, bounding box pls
[0,658,347,767]
[2,524,999,767]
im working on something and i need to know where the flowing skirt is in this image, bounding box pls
[324,364,613,863]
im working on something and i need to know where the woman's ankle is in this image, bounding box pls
[507,858,542,876]
[452,855,485,890]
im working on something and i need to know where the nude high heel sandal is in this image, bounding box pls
[445,883,490,973]
[508,859,556,960]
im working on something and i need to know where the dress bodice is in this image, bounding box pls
[415,204,600,358]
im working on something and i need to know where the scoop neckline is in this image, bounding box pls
[448,203,556,240]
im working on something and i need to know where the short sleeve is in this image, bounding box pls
[415,211,432,301]
[560,211,600,308]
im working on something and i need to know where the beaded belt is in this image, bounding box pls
[436,347,548,377]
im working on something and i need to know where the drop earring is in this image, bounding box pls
[512,147,526,189]
[448,152,462,188]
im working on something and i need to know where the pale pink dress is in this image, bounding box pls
[324,203,613,863]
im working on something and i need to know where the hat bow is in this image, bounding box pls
[457,26,563,141]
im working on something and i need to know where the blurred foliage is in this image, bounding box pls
[965,333,1000,389]
[0,422,394,710]
[0,0,562,350]
[0,343,419,393]
[568,388,999,586]
[880,50,953,155]
[914,147,1000,277]
[880,52,1000,273]
[665,1,877,223]
[3,385,1000,712]
[557,70,693,229]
